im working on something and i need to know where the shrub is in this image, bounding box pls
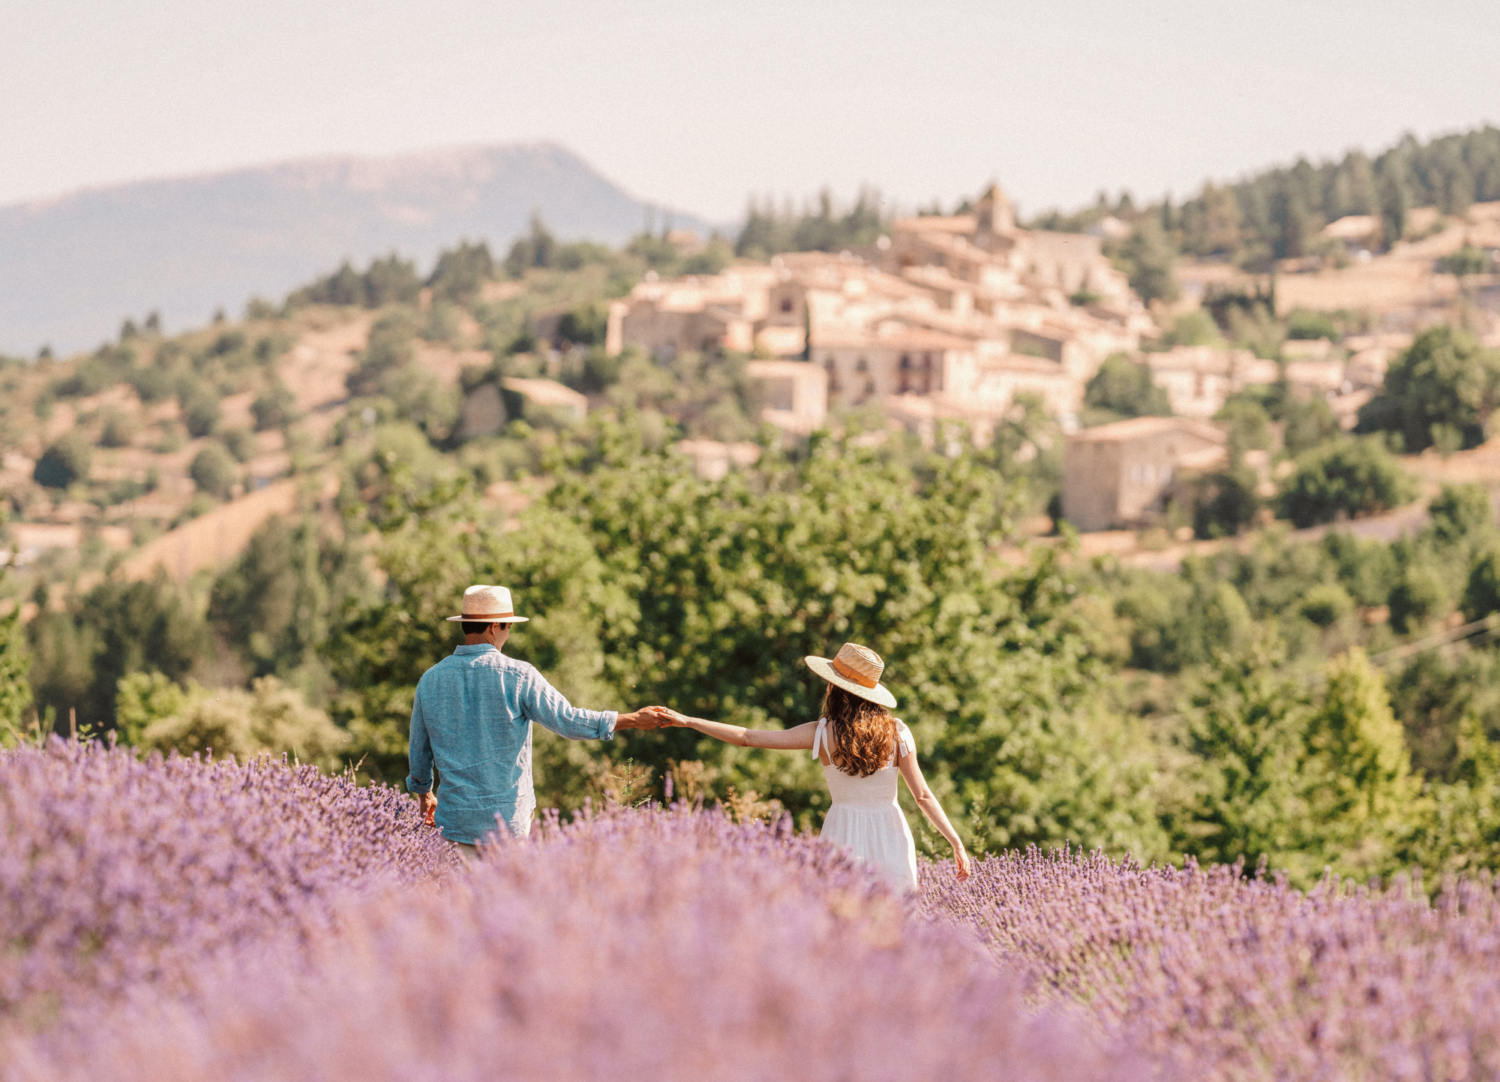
[1428,482,1494,547]
[1082,353,1170,423]
[1278,437,1416,528]
[1389,561,1452,633]
[32,432,93,488]
[98,408,138,448]
[1299,581,1354,626]
[251,380,298,431]
[189,443,238,498]
[131,675,350,770]
[129,366,173,404]
[1357,325,1500,452]
[220,426,257,463]
[178,381,221,437]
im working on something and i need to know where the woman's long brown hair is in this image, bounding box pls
[820,684,897,777]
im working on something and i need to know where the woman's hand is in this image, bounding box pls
[954,846,972,881]
[646,706,692,727]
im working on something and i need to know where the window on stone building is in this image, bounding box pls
[899,353,912,393]
[825,358,841,394]
[780,297,794,314]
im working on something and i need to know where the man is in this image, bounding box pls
[407,584,663,857]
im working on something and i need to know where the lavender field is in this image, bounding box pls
[2,740,1497,1081]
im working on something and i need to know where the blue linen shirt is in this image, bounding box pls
[406,644,617,844]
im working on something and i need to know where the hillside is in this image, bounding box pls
[0,142,719,356]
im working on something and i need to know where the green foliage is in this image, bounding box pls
[735,189,887,259]
[1113,218,1179,305]
[323,429,1165,857]
[1081,353,1170,424]
[1406,712,1500,875]
[1302,649,1419,878]
[428,241,494,303]
[28,577,211,730]
[1114,568,1253,671]
[1281,396,1340,455]
[288,253,422,309]
[1298,582,1355,627]
[1277,437,1416,528]
[178,378,221,437]
[209,516,368,687]
[32,432,93,488]
[122,674,349,769]
[1285,308,1340,341]
[190,443,238,498]
[1437,245,1492,277]
[0,604,34,742]
[556,302,608,347]
[1174,634,1320,876]
[221,427,257,463]
[98,408,138,449]
[1161,309,1224,348]
[1359,325,1500,452]
[252,380,299,431]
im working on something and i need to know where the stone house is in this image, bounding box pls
[1142,347,1279,419]
[1062,416,1227,532]
[744,359,829,435]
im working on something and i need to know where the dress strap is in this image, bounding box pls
[894,719,915,761]
[811,717,829,761]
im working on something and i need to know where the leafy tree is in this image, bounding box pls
[556,302,608,347]
[0,603,33,741]
[178,379,221,438]
[32,432,93,488]
[1173,634,1320,877]
[29,577,210,730]
[1278,437,1416,528]
[1358,325,1500,452]
[120,673,349,769]
[190,444,238,498]
[252,380,299,431]
[1302,649,1420,878]
[1429,483,1494,548]
[1081,353,1170,423]
[427,240,494,303]
[1388,559,1452,633]
[1114,218,1179,305]
[1281,396,1339,455]
[323,429,1167,857]
[735,188,886,258]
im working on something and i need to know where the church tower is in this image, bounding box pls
[975,183,1015,236]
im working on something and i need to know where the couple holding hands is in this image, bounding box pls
[408,585,972,890]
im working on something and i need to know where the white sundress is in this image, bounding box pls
[812,716,920,891]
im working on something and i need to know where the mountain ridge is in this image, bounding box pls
[0,141,721,355]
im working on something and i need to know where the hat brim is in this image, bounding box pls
[445,615,530,623]
[805,655,897,709]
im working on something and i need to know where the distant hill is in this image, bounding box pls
[0,142,719,355]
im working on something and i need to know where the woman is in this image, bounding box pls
[653,642,970,890]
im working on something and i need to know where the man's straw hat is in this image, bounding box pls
[446,584,530,624]
[805,643,897,709]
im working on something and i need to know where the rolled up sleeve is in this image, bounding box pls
[520,670,617,741]
[406,690,434,793]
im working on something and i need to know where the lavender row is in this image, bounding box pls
[923,846,1500,1080]
[5,806,1139,1082]
[0,739,455,1022]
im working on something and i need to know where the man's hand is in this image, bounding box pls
[615,707,671,730]
[414,791,437,826]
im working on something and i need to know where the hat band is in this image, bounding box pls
[831,657,878,688]
[463,611,514,620]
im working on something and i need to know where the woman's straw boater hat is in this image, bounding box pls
[446,585,530,624]
[805,643,897,709]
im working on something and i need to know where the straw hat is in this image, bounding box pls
[805,643,897,709]
[445,584,530,624]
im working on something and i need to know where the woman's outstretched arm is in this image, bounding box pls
[648,708,817,750]
[896,748,972,880]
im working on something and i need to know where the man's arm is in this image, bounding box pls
[406,690,437,825]
[519,668,664,740]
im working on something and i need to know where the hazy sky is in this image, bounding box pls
[3,1,1497,222]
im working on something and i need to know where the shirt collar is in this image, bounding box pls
[454,644,501,656]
